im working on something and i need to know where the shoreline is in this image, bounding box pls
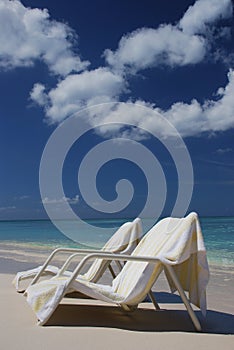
[0,245,234,313]
[1,240,234,272]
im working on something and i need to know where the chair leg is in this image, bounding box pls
[164,265,202,332]
[108,264,116,279]
[121,304,138,312]
[148,289,160,310]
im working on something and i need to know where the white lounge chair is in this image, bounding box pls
[13,218,142,292]
[25,212,209,331]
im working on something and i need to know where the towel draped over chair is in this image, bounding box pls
[25,212,209,329]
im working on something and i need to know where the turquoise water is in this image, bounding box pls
[199,217,234,267]
[0,218,132,248]
[0,217,233,267]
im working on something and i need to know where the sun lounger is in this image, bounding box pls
[13,218,142,292]
[25,212,209,331]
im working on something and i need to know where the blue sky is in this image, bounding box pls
[1,0,234,220]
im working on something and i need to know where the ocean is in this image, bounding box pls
[0,217,233,268]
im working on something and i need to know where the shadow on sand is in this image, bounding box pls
[46,291,234,334]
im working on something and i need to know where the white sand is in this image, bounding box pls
[0,250,233,350]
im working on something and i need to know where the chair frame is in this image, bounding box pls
[36,251,202,331]
[29,247,120,286]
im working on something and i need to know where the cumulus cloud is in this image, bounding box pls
[104,25,206,73]
[179,0,233,35]
[0,0,89,75]
[104,0,233,74]
[30,68,126,123]
[161,69,234,136]
[152,69,234,137]
[30,83,48,106]
[17,0,234,140]
[31,66,234,138]
[203,70,234,132]
[86,69,234,138]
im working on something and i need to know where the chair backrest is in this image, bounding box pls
[112,213,198,305]
[103,217,142,254]
[83,217,142,282]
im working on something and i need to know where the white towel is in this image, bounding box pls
[13,218,142,292]
[25,213,209,324]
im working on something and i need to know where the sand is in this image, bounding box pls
[0,247,233,350]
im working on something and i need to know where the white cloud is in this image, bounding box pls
[148,69,234,137]
[0,206,16,211]
[104,0,233,74]
[19,0,234,138]
[167,69,234,136]
[18,195,30,200]
[67,195,79,205]
[0,0,89,75]
[89,69,234,138]
[204,70,234,131]
[104,25,206,73]
[30,68,125,123]
[42,195,79,205]
[216,148,232,155]
[13,195,30,200]
[30,83,48,106]
[179,0,233,35]
[31,68,234,138]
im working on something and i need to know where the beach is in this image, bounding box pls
[0,242,233,350]
[1,0,234,349]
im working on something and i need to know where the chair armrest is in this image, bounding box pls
[66,252,161,289]
[57,250,116,276]
[29,248,113,286]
